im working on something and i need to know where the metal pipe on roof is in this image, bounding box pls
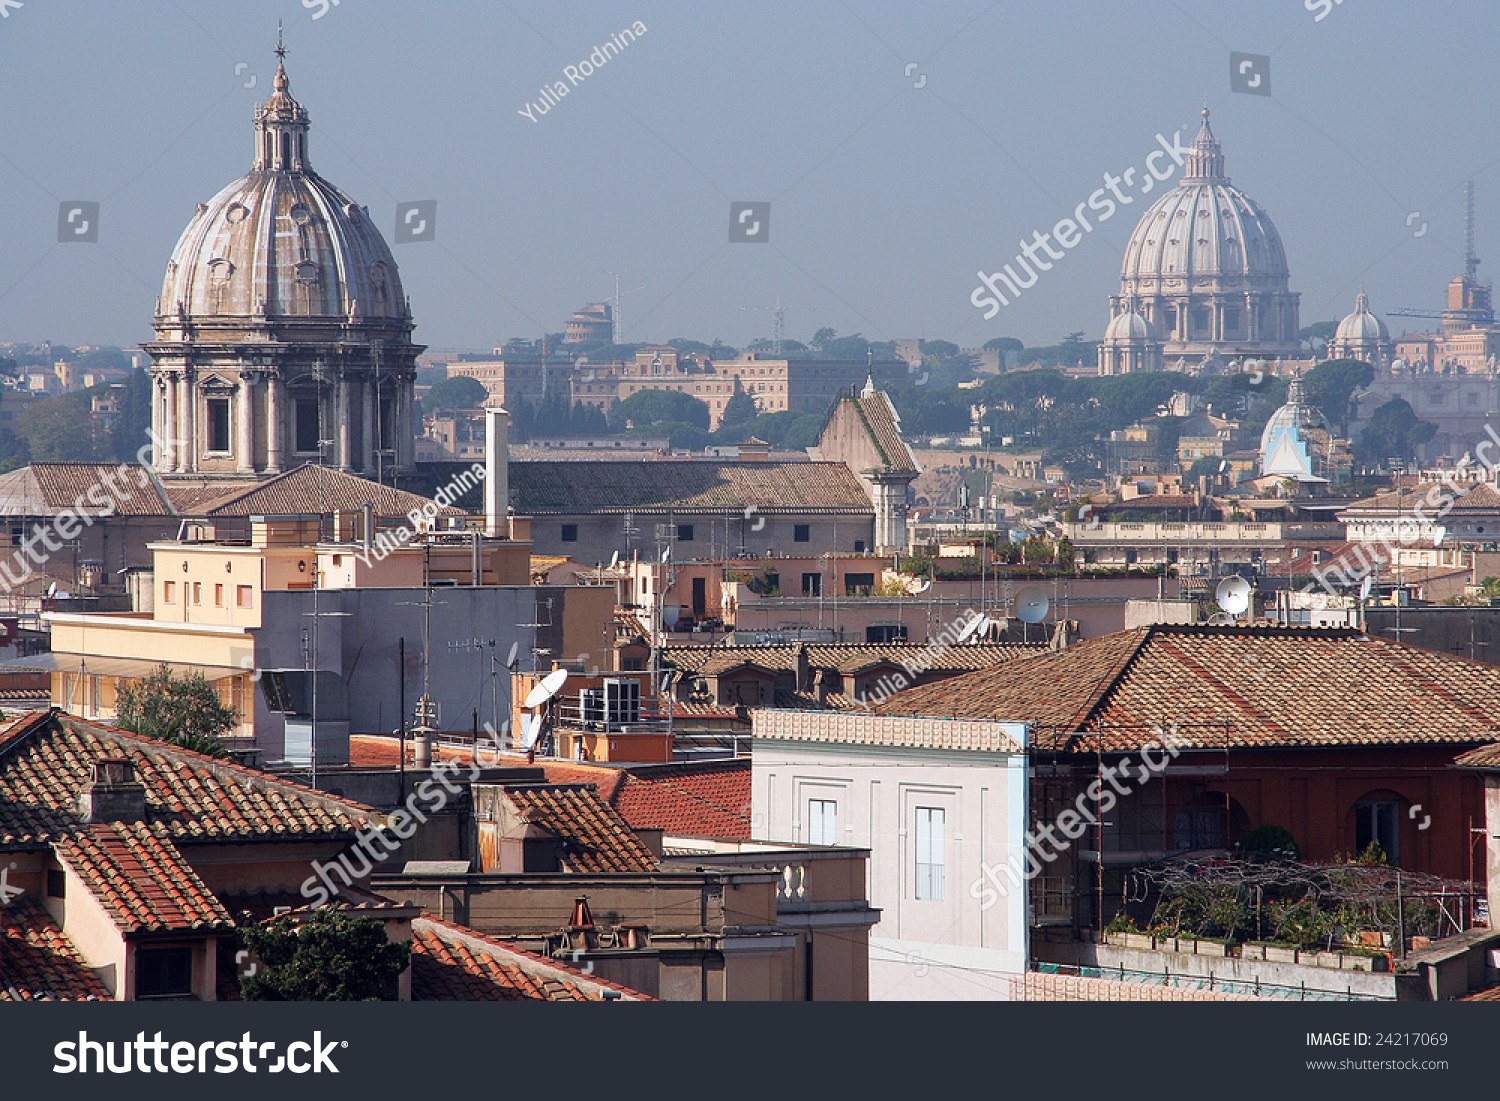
[485,406,509,538]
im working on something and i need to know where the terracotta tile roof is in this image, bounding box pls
[411,918,651,1001]
[612,760,750,838]
[499,784,658,873]
[0,897,111,1001]
[510,460,872,514]
[773,688,866,712]
[849,393,919,474]
[0,463,174,517]
[191,463,463,519]
[1455,742,1500,769]
[756,709,1026,753]
[161,483,243,513]
[1347,482,1500,513]
[875,624,1500,752]
[56,823,234,934]
[0,712,373,846]
[664,641,1041,678]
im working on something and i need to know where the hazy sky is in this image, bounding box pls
[3,0,1498,355]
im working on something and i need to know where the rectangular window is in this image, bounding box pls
[677,524,694,542]
[915,807,945,901]
[214,584,224,606]
[1355,799,1400,864]
[163,580,175,603]
[46,869,65,899]
[207,398,231,452]
[801,572,822,596]
[88,675,101,718]
[866,624,908,643]
[135,946,194,999]
[808,799,837,846]
[793,524,810,543]
[854,540,866,553]
[561,524,578,542]
[236,585,253,608]
[295,398,321,453]
[191,582,201,605]
[845,572,875,595]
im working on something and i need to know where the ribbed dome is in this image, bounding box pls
[1335,292,1389,343]
[157,61,407,324]
[1104,306,1155,342]
[1119,112,1290,286]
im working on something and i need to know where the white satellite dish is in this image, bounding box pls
[1215,576,1253,617]
[505,641,520,669]
[46,581,57,597]
[1015,586,1050,624]
[660,545,672,563]
[1359,574,1373,601]
[1217,459,1229,474]
[523,667,569,708]
[910,578,932,594]
[521,711,544,749]
[608,551,619,569]
[954,613,984,644]
[1432,526,1447,547]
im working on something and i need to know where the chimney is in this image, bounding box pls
[795,643,812,693]
[485,406,510,538]
[77,757,146,824]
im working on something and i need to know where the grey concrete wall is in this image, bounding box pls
[255,586,538,751]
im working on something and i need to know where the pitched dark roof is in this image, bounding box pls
[849,392,919,473]
[875,624,1500,752]
[0,897,111,1001]
[499,784,658,873]
[411,918,651,1001]
[56,823,234,934]
[664,641,1041,677]
[187,464,462,519]
[510,460,871,514]
[0,711,373,846]
[0,463,174,517]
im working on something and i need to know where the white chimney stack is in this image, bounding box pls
[485,406,510,538]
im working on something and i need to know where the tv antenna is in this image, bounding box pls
[604,271,645,344]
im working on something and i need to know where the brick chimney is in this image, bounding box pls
[77,758,146,824]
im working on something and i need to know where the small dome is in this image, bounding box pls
[1260,375,1334,480]
[1335,292,1389,344]
[1105,307,1155,342]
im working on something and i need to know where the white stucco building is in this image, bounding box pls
[752,709,1029,999]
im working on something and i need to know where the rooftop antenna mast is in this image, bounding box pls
[1466,180,1480,283]
[604,271,645,344]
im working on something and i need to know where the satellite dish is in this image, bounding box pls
[660,545,672,563]
[955,613,984,644]
[1217,459,1229,474]
[523,667,570,708]
[1359,574,1373,601]
[46,582,57,597]
[663,605,681,629]
[910,578,932,594]
[521,712,544,749]
[608,551,619,569]
[1016,586,1050,624]
[505,641,520,669]
[1215,576,1253,617]
[1432,526,1447,547]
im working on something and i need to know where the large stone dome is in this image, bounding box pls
[1099,109,1301,373]
[145,52,421,480]
[157,65,406,324]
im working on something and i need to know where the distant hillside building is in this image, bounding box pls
[565,302,614,343]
